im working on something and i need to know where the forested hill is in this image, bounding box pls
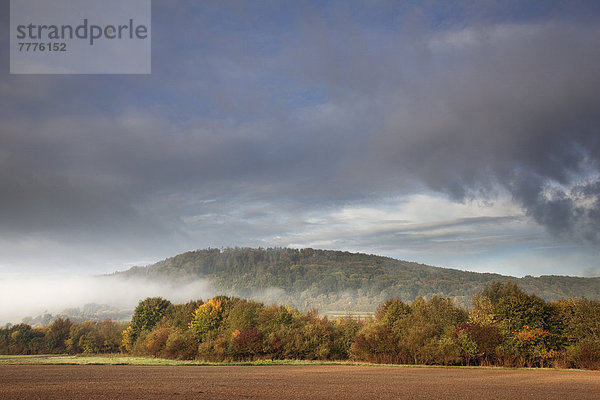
[114,247,600,312]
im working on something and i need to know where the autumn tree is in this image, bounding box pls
[557,298,600,369]
[472,282,564,367]
[44,318,72,353]
[190,296,238,340]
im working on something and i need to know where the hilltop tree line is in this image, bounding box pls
[116,247,600,310]
[2,282,600,369]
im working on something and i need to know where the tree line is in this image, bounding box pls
[2,282,600,369]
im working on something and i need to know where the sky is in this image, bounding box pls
[1,0,600,279]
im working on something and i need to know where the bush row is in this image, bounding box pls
[3,282,600,369]
[0,319,126,355]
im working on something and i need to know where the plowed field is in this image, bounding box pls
[1,365,599,399]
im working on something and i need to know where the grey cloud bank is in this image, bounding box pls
[0,0,599,277]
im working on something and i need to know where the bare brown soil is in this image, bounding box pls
[1,365,599,400]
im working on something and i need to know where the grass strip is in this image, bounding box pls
[1,354,597,372]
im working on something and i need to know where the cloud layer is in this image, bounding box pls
[0,1,599,276]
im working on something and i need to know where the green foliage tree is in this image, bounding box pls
[330,317,362,359]
[226,299,263,333]
[396,296,467,365]
[66,321,100,354]
[129,297,172,342]
[353,296,467,365]
[3,324,45,354]
[375,298,410,325]
[167,300,204,330]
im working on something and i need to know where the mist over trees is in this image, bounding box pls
[14,247,600,328]
[115,247,600,311]
[3,283,600,370]
[21,303,132,327]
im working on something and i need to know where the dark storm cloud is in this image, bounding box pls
[375,22,600,241]
[1,0,600,273]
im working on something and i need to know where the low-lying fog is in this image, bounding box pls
[0,274,216,325]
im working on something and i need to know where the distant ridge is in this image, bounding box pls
[114,247,600,312]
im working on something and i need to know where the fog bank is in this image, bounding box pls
[0,274,214,325]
